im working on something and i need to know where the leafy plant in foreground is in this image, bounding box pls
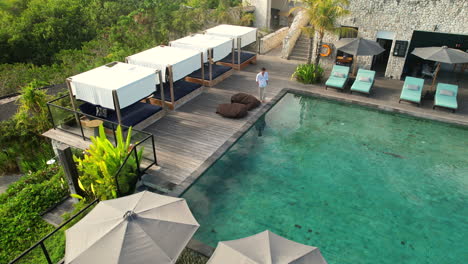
[73,125,142,201]
[292,64,324,84]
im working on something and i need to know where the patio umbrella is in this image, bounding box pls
[411,46,468,91]
[65,191,200,264]
[335,37,385,76]
[207,230,327,264]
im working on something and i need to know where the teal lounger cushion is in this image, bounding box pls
[325,65,350,89]
[400,76,424,104]
[435,83,458,110]
[351,69,376,94]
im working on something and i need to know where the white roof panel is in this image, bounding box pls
[170,34,233,62]
[69,62,157,109]
[205,24,257,48]
[127,46,202,82]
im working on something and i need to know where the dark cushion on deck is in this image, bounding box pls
[219,51,256,64]
[216,103,248,118]
[188,64,232,80]
[79,101,162,127]
[231,93,260,110]
[153,80,202,102]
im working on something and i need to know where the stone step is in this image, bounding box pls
[41,197,76,227]
[289,55,307,61]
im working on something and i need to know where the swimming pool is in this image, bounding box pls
[182,92,468,263]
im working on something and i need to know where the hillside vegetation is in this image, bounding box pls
[0,0,252,97]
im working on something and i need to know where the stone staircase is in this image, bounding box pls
[288,33,311,61]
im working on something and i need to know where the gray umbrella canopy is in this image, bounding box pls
[335,37,385,56]
[207,230,327,264]
[65,191,200,264]
[411,46,468,64]
[411,46,468,91]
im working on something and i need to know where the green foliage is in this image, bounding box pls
[74,125,142,201]
[292,64,324,84]
[0,165,68,263]
[176,249,209,264]
[0,81,54,174]
[291,0,351,65]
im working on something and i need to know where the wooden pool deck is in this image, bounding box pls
[44,47,468,196]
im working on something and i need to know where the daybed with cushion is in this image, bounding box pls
[217,51,257,70]
[126,46,204,110]
[350,69,376,95]
[433,83,458,112]
[325,65,350,91]
[399,76,425,106]
[186,64,232,85]
[79,101,163,130]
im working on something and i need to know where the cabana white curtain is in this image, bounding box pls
[69,62,157,110]
[205,24,257,48]
[170,34,233,63]
[126,46,202,82]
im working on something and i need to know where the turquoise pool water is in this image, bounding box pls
[182,93,468,263]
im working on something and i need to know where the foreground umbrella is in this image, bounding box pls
[65,191,200,264]
[207,230,327,264]
[411,46,468,91]
[335,37,385,76]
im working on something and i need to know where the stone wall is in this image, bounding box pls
[260,27,289,54]
[311,0,468,79]
[281,10,310,59]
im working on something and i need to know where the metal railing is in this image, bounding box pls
[9,199,99,264]
[46,95,158,169]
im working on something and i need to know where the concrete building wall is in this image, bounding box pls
[313,0,468,79]
[246,0,271,29]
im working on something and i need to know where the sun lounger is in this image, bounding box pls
[325,65,350,91]
[399,76,424,106]
[433,83,458,112]
[350,69,376,95]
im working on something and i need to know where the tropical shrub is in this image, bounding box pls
[292,64,324,84]
[0,165,68,264]
[73,125,142,201]
[0,81,54,175]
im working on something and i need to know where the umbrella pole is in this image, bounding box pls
[430,63,441,92]
[352,55,358,76]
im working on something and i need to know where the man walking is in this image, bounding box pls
[256,67,269,102]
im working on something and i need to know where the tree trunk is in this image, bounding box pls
[314,32,323,66]
[307,37,313,64]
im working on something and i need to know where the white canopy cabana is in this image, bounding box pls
[205,24,257,48]
[67,62,164,125]
[205,24,258,70]
[170,34,234,63]
[126,46,204,109]
[126,46,202,83]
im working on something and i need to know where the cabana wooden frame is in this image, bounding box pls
[66,61,167,130]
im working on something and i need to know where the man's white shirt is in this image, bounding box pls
[256,72,269,87]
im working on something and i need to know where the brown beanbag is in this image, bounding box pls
[231,93,261,110]
[216,103,248,118]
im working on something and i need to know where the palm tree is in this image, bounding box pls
[291,0,351,66]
